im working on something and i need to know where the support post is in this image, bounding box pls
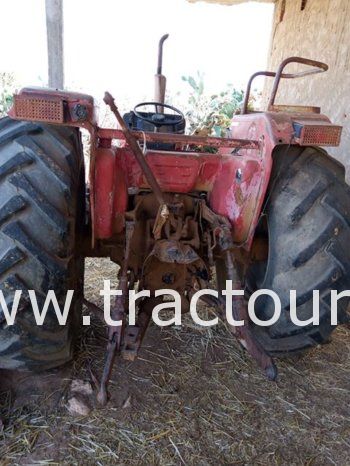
[45,0,64,89]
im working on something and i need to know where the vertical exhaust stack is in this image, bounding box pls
[154,34,169,109]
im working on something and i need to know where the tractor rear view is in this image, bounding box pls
[0,35,349,404]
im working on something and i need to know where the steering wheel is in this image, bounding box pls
[133,102,185,128]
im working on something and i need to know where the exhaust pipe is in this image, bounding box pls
[154,34,169,107]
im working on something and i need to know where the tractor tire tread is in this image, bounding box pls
[0,117,83,371]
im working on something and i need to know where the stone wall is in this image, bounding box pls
[264,0,350,174]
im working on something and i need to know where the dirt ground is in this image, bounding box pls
[0,258,349,465]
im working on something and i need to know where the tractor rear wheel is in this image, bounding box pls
[0,117,85,370]
[217,145,350,356]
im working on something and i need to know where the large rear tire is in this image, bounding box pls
[217,146,350,356]
[0,117,85,370]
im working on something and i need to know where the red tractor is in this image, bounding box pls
[1,36,349,404]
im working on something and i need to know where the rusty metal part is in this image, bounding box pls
[199,201,234,251]
[242,57,328,115]
[272,104,320,113]
[242,70,306,115]
[103,92,167,209]
[102,193,201,277]
[149,239,202,264]
[9,87,96,129]
[197,202,277,380]
[200,258,277,381]
[223,250,277,381]
[242,70,303,114]
[206,231,214,267]
[153,204,170,240]
[267,57,328,111]
[143,239,208,294]
[139,196,210,297]
[97,127,260,150]
[121,296,160,361]
[97,222,135,406]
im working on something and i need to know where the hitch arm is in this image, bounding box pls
[97,221,135,405]
[223,250,277,381]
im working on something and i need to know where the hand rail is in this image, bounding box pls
[267,57,328,110]
[241,57,328,114]
[242,70,295,114]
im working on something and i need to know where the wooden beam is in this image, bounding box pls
[45,0,64,89]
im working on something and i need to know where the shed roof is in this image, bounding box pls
[188,0,275,5]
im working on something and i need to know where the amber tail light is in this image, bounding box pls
[13,94,64,124]
[293,120,342,147]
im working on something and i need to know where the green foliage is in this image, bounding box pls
[0,72,15,117]
[181,72,244,137]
